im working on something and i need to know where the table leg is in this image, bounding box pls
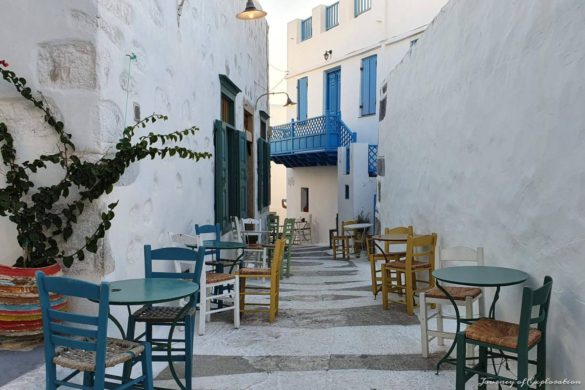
[488,286,500,319]
[435,280,461,374]
[167,298,195,390]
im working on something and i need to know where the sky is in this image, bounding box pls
[259,0,327,99]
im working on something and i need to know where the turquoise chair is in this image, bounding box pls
[126,246,205,390]
[195,223,241,273]
[456,276,553,390]
[36,272,153,390]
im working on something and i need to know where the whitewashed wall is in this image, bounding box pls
[286,166,338,245]
[378,0,585,384]
[0,0,268,274]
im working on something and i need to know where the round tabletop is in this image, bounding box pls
[203,240,246,250]
[344,223,373,230]
[108,278,199,305]
[433,266,529,287]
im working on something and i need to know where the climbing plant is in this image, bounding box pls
[0,62,211,268]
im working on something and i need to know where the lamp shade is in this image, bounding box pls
[236,1,267,20]
[284,97,296,107]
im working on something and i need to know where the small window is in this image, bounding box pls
[301,187,309,212]
[326,2,339,30]
[301,17,312,41]
[345,185,350,199]
[354,0,372,17]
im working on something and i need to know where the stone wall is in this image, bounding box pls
[378,0,585,384]
[0,0,268,281]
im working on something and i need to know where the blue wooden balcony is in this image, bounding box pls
[270,114,356,168]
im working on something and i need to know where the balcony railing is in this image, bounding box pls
[326,2,340,30]
[270,113,356,167]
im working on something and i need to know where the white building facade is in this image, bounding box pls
[0,1,268,289]
[271,0,447,244]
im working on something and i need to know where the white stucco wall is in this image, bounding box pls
[286,166,338,245]
[338,143,377,228]
[378,0,585,384]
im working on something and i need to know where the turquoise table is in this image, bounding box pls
[433,266,529,373]
[107,278,199,390]
[202,239,246,273]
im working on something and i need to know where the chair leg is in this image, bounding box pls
[184,316,194,390]
[198,287,206,336]
[369,259,378,298]
[465,297,474,358]
[420,292,429,358]
[382,267,389,310]
[436,304,445,346]
[455,332,467,390]
[45,356,57,390]
[333,240,337,260]
[83,371,94,387]
[142,342,154,390]
[478,293,486,317]
[405,271,414,315]
[269,283,277,323]
[123,317,137,381]
[234,277,240,329]
[517,349,530,390]
[239,277,246,314]
[478,346,488,390]
[536,337,546,390]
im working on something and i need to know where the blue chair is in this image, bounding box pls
[195,223,241,273]
[36,272,153,390]
[126,246,205,390]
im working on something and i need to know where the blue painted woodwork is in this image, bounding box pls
[326,2,339,30]
[270,113,355,168]
[355,0,372,17]
[325,68,341,114]
[301,17,312,41]
[297,77,308,121]
[368,144,378,176]
[360,55,377,116]
[126,245,205,390]
[195,223,222,259]
[36,272,153,390]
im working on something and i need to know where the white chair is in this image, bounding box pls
[419,246,485,358]
[169,232,239,335]
[234,216,267,268]
[295,213,312,244]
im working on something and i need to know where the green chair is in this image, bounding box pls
[268,213,280,244]
[263,217,295,278]
[456,276,553,390]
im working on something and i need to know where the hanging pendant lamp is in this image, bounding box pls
[236,1,267,20]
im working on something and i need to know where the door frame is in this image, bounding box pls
[323,66,341,115]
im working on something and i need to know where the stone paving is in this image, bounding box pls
[155,245,460,389]
[2,245,470,389]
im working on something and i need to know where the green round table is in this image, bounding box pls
[432,266,528,372]
[107,278,199,390]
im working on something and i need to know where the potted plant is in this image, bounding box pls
[0,62,211,350]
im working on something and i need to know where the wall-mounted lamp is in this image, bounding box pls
[236,1,267,20]
[323,50,333,61]
[255,91,296,108]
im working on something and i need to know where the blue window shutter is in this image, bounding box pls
[297,77,308,120]
[360,55,377,116]
[214,120,229,230]
[238,131,247,217]
[257,138,264,211]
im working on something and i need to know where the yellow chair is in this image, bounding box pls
[382,233,437,315]
[331,220,356,260]
[237,239,285,322]
[367,226,413,298]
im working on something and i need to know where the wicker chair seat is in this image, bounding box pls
[53,337,144,371]
[206,272,235,284]
[465,318,542,349]
[239,267,271,276]
[425,286,482,300]
[384,260,429,270]
[131,305,196,323]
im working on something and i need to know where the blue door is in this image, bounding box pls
[297,77,308,121]
[325,68,341,114]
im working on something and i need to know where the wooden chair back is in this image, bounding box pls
[341,220,357,236]
[519,276,553,346]
[383,225,414,251]
[36,273,110,385]
[438,246,484,269]
[270,239,286,281]
[406,233,437,269]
